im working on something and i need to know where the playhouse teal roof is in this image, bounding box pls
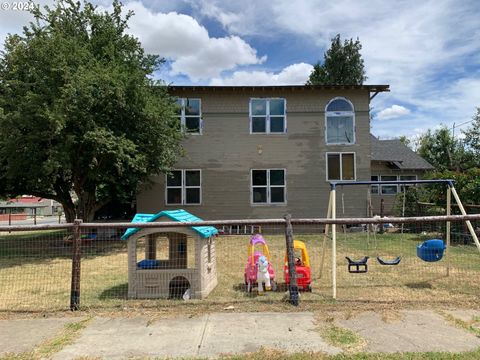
[120,209,218,240]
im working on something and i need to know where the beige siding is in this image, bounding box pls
[138,88,372,219]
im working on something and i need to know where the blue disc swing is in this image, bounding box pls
[416,239,446,262]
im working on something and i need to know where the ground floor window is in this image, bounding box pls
[370,174,418,195]
[166,170,201,205]
[371,175,379,194]
[326,153,355,181]
[251,169,286,204]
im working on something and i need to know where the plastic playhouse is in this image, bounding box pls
[121,209,218,299]
[284,240,312,291]
[244,234,277,292]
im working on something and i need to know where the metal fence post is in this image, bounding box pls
[379,199,385,234]
[284,214,299,306]
[70,219,82,311]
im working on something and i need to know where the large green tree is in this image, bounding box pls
[307,34,367,85]
[463,108,480,157]
[0,0,183,222]
[417,126,474,172]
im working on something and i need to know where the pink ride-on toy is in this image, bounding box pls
[244,234,277,292]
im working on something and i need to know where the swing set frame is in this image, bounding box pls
[323,179,480,299]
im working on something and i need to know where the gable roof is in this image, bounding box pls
[121,209,218,240]
[371,135,434,170]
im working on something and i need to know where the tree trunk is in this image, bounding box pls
[76,190,97,223]
[63,205,76,223]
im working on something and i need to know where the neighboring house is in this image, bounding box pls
[138,84,400,220]
[0,196,63,217]
[370,136,434,215]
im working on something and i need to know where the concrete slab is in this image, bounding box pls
[337,310,480,353]
[0,317,78,356]
[53,316,205,360]
[198,312,341,357]
[444,309,480,323]
[54,313,341,359]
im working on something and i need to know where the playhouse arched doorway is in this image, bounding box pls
[169,276,190,299]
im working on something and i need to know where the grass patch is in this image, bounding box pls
[439,311,480,338]
[215,347,480,359]
[322,325,365,351]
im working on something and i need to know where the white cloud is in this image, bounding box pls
[121,2,266,81]
[210,62,313,85]
[191,0,480,137]
[376,105,411,120]
[191,1,240,29]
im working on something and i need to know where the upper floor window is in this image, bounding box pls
[251,169,286,204]
[250,98,286,134]
[175,98,202,134]
[166,169,201,205]
[325,97,355,145]
[326,152,356,181]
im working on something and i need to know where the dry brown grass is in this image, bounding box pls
[1,230,480,316]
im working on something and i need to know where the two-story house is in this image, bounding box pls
[137,84,431,220]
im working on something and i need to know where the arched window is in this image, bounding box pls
[325,97,355,144]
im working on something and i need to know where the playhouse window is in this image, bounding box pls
[251,169,286,204]
[137,233,196,269]
[166,170,201,205]
[250,98,286,134]
[325,97,355,145]
[326,153,355,181]
[175,98,202,134]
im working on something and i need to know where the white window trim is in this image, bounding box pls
[250,168,287,205]
[325,152,357,181]
[249,98,287,134]
[165,169,202,205]
[325,97,356,145]
[177,98,203,135]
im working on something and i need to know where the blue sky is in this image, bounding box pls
[1,0,479,139]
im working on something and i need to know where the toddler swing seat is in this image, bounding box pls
[346,256,369,273]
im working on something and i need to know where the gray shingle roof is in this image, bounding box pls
[371,135,434,170]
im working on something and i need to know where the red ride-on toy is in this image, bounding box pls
[284,240,312,291]
[244,234,277,292]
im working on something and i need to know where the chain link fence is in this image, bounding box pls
[1,214,480,312]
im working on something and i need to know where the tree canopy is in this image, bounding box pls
[0,0,183,222]
[307,34,367,85]
[417,126,473,172]
[405,109,480,206]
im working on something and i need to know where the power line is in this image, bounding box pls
[452,119,475,138]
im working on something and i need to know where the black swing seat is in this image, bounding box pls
[345,256,369,273]
[376,256,402,266]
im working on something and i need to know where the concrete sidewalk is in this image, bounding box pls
[1,310,480,359]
